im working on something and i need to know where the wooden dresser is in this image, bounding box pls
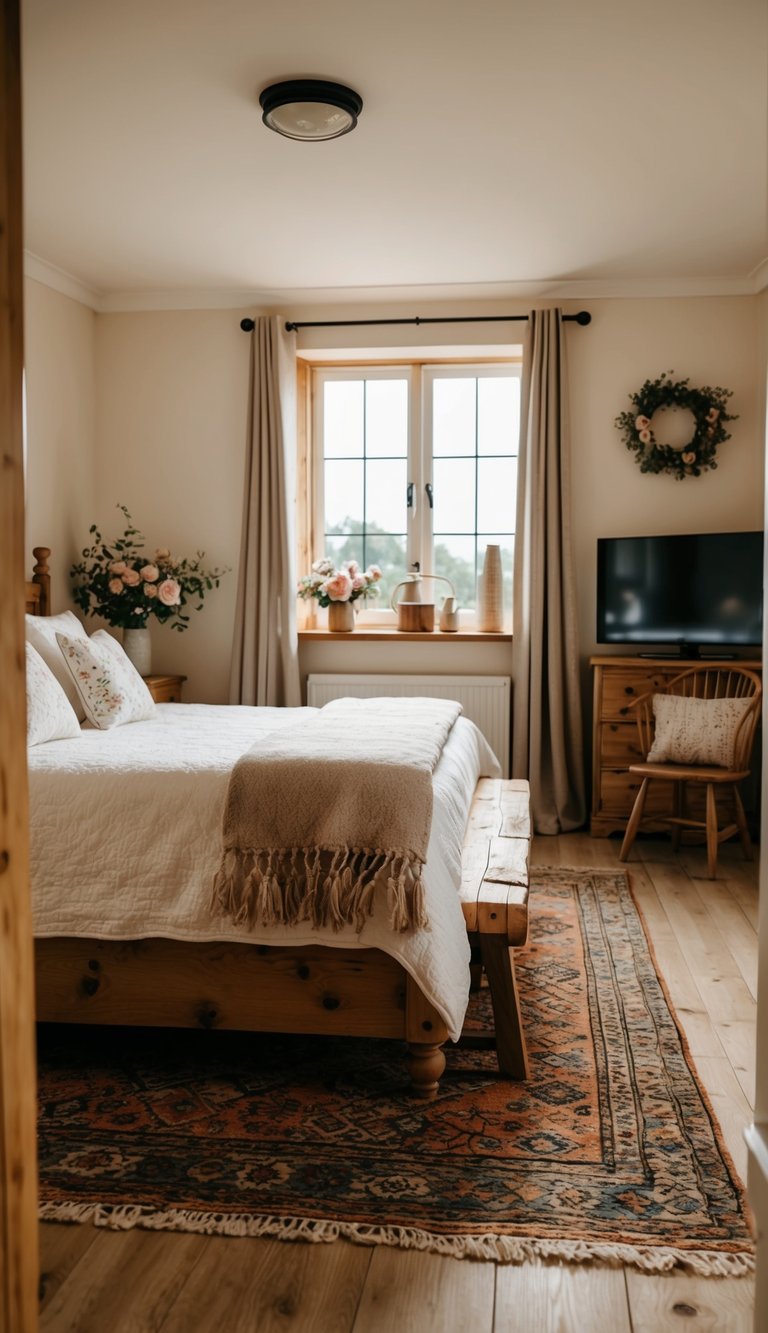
[590,655,762,837]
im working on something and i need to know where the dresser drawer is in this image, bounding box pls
[599,721,646,767]
[599,770,674,815]
[599,668,676,721]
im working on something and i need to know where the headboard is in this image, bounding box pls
[25,547,51,617]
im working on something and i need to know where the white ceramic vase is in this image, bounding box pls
[123,627,152,675]
[478,545,504,632]
[328,600,355,632]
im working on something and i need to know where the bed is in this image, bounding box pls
[25,547,518,1098]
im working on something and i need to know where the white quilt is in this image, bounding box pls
[28,704,501,1040]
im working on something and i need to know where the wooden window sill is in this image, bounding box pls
[298,628,512,643]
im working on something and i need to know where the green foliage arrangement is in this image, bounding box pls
[71,505,227,631]
[615,371,736,479]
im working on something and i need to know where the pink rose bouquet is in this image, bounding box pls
[297,557,381,609]
[71,504,227,632]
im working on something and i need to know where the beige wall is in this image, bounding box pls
[24,277,97,610]
[27,290,764,717]
[568,296,764,664]
[94,309,251,701]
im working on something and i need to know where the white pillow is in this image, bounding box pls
[26,610,89,722]
[55,629,157,729]
[26,642,81,746]
[647,694,752,769]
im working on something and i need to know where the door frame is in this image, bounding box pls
[0,0,40,1327]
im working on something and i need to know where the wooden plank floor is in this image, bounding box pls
[38,834,758,1332]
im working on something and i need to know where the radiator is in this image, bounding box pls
[306,674,511,776]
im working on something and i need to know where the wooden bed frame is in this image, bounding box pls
[26,548,532,1097]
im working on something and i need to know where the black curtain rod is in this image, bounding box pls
[239,310,591,333]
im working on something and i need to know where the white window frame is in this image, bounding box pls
[310,360,521,627]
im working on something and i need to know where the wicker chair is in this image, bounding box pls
[618,664,762,878]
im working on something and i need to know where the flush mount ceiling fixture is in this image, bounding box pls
[259,79,363,142]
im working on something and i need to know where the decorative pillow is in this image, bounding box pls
[55,629,157,729]
[25,642,82,746]
[26,610,89,722]
[646,694,752,769]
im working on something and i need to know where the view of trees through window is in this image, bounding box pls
[318,368,519,619]
[326,520,488,610]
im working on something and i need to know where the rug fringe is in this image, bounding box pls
[37,1202,754,1276]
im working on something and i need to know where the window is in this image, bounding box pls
[310,361,521,626]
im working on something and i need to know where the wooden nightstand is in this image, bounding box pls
[143,674,186,703]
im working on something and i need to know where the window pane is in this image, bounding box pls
[477,457,517,533]
[364,534,407,607]
[478,377,520,456]
[433,378,476,457]
[365,458,407,535]
[324,459,363,532]
[434,535,477,610]
[433,458,476,534]
[366,379,408,457]
[324,535,364,570]
[324,381,364,457]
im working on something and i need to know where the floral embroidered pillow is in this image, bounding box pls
[26,609,89,721]
[26,642,82,746]
[646,694,752,769]
[55,630,156,729]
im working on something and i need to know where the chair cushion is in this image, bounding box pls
[646,693,752,769]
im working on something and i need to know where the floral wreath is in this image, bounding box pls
[615,371,736,479]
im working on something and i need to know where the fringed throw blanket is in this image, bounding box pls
[211,696,462,934]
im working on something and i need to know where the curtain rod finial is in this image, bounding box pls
[574,311,591,326]
[240,318,255,332]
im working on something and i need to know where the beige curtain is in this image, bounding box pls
[511,308,585,832]
[230,316,301,707]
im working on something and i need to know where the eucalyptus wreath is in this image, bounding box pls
[615,371,736,479]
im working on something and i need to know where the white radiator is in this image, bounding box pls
[306,674,511,776]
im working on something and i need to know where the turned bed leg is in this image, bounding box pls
[404,974,449,1099]
[406,1042,446,1099]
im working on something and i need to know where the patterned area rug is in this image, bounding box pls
[37,868,754,1274]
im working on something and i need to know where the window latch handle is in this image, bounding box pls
[425,482,434,509]
[407,481,414,509]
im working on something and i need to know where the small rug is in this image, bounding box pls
[37,868,754,1275]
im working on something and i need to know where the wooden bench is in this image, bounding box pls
[460,777,532,1079]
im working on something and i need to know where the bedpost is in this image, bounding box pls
[32,546,51,616]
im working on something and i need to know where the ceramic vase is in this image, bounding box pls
[123,627,152,674]
[328,600,355,632]
[478,545,503,632]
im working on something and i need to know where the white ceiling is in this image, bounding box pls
[21,0,768,306]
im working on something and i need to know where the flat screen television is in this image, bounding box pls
[596,531,764,655]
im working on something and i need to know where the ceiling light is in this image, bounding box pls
[259,79,363,142]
